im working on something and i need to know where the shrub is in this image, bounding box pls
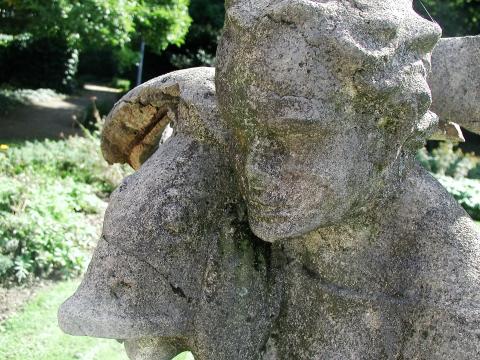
[417,142,479,179]
[0,36,78,92]
[434,175,480,220]
[0,126,129,196]
[111,78,131,93]
[0,88,65,115]
[0,125,131,284]
[0,175,102,283]
[418,143,480,221]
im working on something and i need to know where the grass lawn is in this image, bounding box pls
[0,279,195,360]
[0,279,128,360]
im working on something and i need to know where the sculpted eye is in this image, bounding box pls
[372,20,399,42]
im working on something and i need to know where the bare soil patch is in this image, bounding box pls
[0,84,121,141]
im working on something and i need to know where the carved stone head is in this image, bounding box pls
[216,0,441,241]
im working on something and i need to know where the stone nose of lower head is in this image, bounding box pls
[57,237,192,340]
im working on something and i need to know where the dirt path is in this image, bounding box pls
[0,84,121,141]
[0,281,53,323]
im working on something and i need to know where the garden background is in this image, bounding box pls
[0,1,479,359]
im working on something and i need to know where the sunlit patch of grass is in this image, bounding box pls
[0,279,196,360]
[0,279,128,360]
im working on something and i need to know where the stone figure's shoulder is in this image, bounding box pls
[392,163,479,243]
[59,67,239,340]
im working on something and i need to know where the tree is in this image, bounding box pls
[415,0,480,36]
[141,0,224,81]
[0,0,191,89]
[0,0,191,53]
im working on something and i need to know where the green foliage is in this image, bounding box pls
[1,0,132,49]
[434,175,480,220]
[133,0,192,54]
[414,0,480,36]
[0,126,131,284]
[111,78,132,93]
[0,0,191,53]
[0,176,100,283]
[166,0,224,69]
[0,132,129,195]
[0,87,65,114]
[0,0,191,89]
[417,142,480,179]
[172,352,195,360]
[0,88,65,104]
[0,36,78,92]
[417,142,480,220]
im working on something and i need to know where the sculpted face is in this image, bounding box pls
[216,0,441,241]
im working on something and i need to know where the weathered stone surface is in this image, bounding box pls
[430,35,480,134]
[217,0,442,242]
[60,1,480,359]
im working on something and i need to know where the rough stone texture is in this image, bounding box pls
[430,35,480,134]
[60,1,480,359]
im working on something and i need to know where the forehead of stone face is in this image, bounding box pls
[224,0,428,97]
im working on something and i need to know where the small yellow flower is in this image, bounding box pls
[0,144,9,151]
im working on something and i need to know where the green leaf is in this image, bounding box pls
[171,352,195,360]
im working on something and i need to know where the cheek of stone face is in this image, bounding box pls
[243,136,370,241]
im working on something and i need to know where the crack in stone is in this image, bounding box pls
[299,262,478,316]
[102,236,192,303]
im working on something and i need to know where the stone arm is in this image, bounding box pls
[59,68,230,355]
[429,35,480,135]
[101,67,225,169]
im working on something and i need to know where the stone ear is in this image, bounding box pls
[101,67,223,169]
[429,36,480,135]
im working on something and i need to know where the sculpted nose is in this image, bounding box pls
[58,237,192,340]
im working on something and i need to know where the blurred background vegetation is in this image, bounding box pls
[0,0,222,91]
[0,0,479,359]
[0,0,478,94]
[414,0,480,36]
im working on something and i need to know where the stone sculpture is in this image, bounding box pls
[59,1,480,359]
